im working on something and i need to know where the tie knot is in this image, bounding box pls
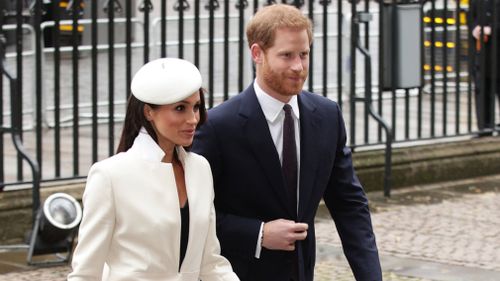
[283,104,292,115]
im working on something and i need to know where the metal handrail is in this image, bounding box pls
[0,14,41,218]
[352,11,393,197]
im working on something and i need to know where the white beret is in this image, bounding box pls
[131,58,202,105]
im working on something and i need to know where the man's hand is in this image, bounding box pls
[472,25,491,40]
[262,219,308,251]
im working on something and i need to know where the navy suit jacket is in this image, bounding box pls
[192,85,382,281]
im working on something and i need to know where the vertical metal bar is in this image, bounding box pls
[12,82,21,157]
[467,17,475,132]
[455,0,460,134]
[349,0,356,145]
[223,0,229,100]
[108,0,115,156]
[0,3,8,185]
[478,0,486,134]
[143,0,150,63]
[405,89,409,139]
[378,0,384,141]
[126,0,132,99]
[364,94,369,143]
[16,0,23,180]
[0,54,3,187]
[0,3,4,187]
[253,0,258,81]
[430,0,436,137]
[418,0,424,138]
[442,0,449,135]
[391,0,397,140]
[308,0,313,93]
[364,0,369,50]
[161,0,167,57]
[71,0,80,175]
[237,0,246,92]
[490,0,497,130]
[0,1,7,186]
[178,0,184,58]
[337,0,342,106]
[54,0,61,176]
[208,0,215,107]
[321,0,328,97]
[390,87,396,141]
[467,7,473,133]
[363,0,369,144]
[34,0,43,174]
[195,0,200,66]
[91,0,98,163]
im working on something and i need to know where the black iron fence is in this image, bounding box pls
[0,0,498,191]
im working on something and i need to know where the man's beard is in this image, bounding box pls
[261,63,308,97]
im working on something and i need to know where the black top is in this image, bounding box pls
[179,201,189,270]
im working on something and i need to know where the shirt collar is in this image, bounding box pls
[253,80,300,123]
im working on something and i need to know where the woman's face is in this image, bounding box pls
[145,92,201,151]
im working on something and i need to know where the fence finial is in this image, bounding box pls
[204,0,220,11]
[139,0,154,12]
[174,0,190,12]
[103,0,123,14]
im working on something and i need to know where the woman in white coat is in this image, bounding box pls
[68,58,239,281]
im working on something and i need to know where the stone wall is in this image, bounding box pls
[354,137,500,192]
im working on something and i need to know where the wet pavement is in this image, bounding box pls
[0,174,499,281]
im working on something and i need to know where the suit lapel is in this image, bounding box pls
[238,87,295,218]
[297,93,321,220]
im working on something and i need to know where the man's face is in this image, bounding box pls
[254,28,310,103]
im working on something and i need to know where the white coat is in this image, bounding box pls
[68,131,239,281]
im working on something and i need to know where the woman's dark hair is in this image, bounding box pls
[116,88,207,153]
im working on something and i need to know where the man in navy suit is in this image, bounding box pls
[192,4,382,281]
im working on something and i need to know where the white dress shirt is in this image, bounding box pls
[252,80,301,258]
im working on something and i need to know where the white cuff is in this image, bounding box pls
[254,222,264,258]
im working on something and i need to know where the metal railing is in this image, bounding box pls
[0,0,498,193]
[0,6,41,214]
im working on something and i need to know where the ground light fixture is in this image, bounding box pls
[27,192,82,266]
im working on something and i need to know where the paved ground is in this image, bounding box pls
[314,173,500,281]
[0,174,499,280]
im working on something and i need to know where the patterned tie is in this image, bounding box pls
[282,104,298,213]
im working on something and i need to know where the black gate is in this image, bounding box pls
[0,0,496,191]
